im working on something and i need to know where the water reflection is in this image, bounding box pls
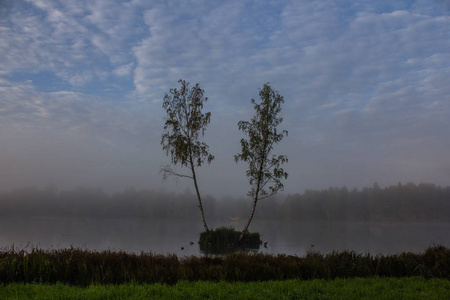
[0,217,448,256]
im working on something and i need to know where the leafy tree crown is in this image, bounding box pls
[235,83,288,199]
[161,79,214,168]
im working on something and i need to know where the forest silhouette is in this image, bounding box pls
[0,182,448,223]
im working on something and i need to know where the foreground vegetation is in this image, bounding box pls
[1,277,448,299]
[0,246,448,286]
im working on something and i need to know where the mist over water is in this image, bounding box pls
[1,217,448,257]
[0,184,448,256]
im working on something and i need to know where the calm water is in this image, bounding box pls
[1,217,448,256]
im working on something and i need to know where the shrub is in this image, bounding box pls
[198,227,261,254]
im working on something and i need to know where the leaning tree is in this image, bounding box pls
[235,83,288,241]
[161,79,214,231]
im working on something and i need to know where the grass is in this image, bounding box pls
[198,226,261,254]
[1,277,448,299]
[0,246,448,286]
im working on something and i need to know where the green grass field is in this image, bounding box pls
[1,277,448,300]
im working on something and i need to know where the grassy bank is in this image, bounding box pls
[0,246,448,286]
[1,277,449,299]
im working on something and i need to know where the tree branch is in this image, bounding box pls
[159,165,193,181]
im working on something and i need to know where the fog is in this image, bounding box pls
[1,183,448,222]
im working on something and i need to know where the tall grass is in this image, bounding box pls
[0,246,448,286]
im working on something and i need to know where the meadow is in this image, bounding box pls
[1,277,449,299]
[1,246,449,299]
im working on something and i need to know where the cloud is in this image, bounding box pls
[1,0,142,90]
[0,0,449,195]
[113,63,134,77]
[131,1,281,103]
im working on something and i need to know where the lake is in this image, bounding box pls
[1,217,448,256]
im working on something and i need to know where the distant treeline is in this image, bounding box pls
[0,183,449,222]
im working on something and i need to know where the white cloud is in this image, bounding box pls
[67,71,94,87]
[113,62,134,77]
[1,0,143,90]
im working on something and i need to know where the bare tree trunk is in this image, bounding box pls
[239,193,258,241]
[239,164,263,242]
[190,160,209,232]
[240,133,267,242]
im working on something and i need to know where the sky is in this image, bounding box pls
[1,0,449,198]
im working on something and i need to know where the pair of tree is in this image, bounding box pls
[161,79,288,239]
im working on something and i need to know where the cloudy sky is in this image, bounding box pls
[1,0,449,197]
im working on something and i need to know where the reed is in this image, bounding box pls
[0,245,448,286]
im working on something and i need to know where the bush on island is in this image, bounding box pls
[199,227,261,254]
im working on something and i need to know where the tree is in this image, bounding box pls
[161,79,214,231]
[235,83,288,241]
